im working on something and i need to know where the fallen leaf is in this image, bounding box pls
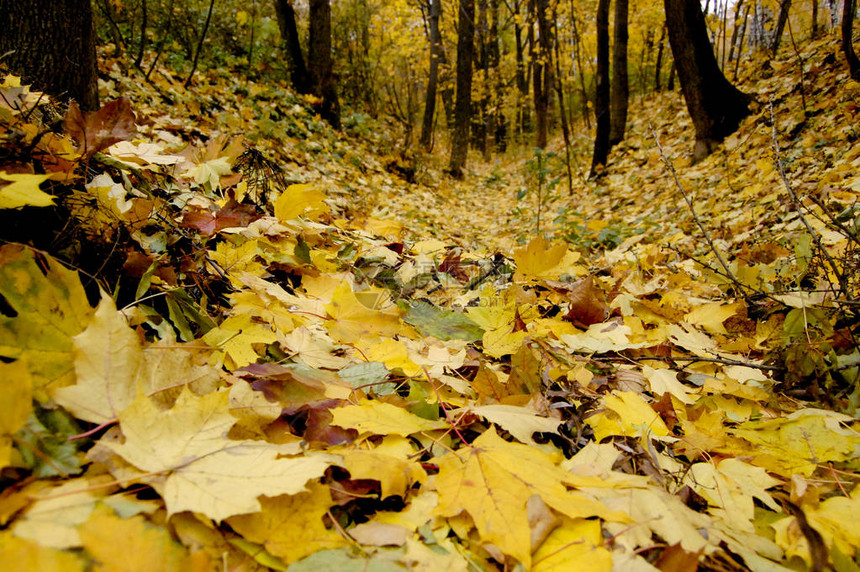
[105,389,333,521]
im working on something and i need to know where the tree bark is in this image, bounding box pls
[610,0,630,146]
[448,0,475,177]
[654,23,667,90]
[589,0,611,177]
[727,0,746,62]
[812,0,819,36]
[274,0,312,94]
[771,0,793,56]
[842,0,860,80]
[420,0,443,149]
[0,0,99,111]
[664,0,751,161]
[512,0,531,137]
[533,0,553,149]
[308,0,340,128]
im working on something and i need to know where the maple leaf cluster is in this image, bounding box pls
[1,36,859,571]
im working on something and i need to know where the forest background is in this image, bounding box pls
[0,0,860,571]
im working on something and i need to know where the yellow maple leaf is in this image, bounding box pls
[324,282,402,343]
[274,183,329,222]
[463,404,561,445]
[54,295,143,424]
[0,245,93,400]
[331,399,447,436]
[11,478,105,549]
[79,505,200,572]
[728,411,860,477]
[589,390,670,441]
[687,458,781,532]
[227,482,348,564]
[0,360,32,470]
[0,532,84,572]
[599,487,716,554]
[356,337,421,376]
[339,447,428,498]
[532,518,611,572]
[105,389,333,521]
[0,171,54,209]
[684,300,743,335]
[513,237,581,281]
[202,313,278,369]
[435,428,627,568]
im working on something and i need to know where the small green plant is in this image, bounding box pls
[516,148,563,238]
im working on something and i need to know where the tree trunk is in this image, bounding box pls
[664,0,751,161]
[473,0,489,156]
[274,0,312,94]
[533,0,553,149]
[771,0,793,56]
[655,23,667,90]
[842,0,860,79]
[489,0,506,152]
[570,5,591,128]
[308,0,340,128]
[590,0,611,177]
[812,0,819,36]
[420,0,443,149]
[609,0,630,146]
[727,0,746,62]
[513,0,531,137]
[448,0,475,177]
[0,0,99,111]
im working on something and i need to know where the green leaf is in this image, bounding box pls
[402,300,483,342]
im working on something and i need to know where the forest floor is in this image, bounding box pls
[1,30,859,572]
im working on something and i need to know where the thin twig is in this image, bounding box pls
[591,354,784,372]
[649,124,741,291]
[768,102,848,296]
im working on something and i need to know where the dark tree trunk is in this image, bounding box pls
[0,0,99,111]
[552,11,574,194]
[664,0,751,161]
[570,5,591,128]
[771,0,793,56]
[842,0,860,80]
[812,0,819,36]
[512,0,531,137]
[308,0,340,128]
[448,0,475,177]
[489,0,506,152]
[654,23,667,90]
[727,0,746,62]
[274,0,312,94]
[420,0,443,149]
[589,0,611,177]
[609,0,630,146]
[533,0,553,149]
[473,0,489,156]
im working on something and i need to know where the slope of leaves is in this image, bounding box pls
[0,38,859,572]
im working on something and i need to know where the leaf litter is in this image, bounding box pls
[0,38,859,572]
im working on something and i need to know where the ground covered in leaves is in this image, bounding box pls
[1,36,859,572]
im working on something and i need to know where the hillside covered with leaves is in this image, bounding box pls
[1,16,860,572]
